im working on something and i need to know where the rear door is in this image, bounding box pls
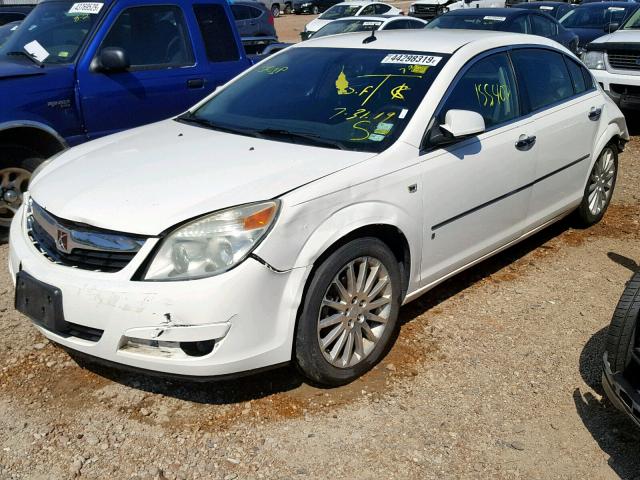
[510,48,602,227]
[419,51,537,285]
[77,1,210,138]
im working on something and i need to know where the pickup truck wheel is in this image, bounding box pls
[575,144,617,227]
[271,4,280,17]
[295,237,402,386]
[605,270,640,373]
[0,154,43,229]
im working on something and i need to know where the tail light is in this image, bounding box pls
[268,11,274,25]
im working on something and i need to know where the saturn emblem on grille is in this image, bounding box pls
[56,230,69,253]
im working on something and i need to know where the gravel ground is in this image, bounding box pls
[0,36,639,479]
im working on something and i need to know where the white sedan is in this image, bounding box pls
[10,31,627,386]
[302,1,402,39]
[309,15,428,39]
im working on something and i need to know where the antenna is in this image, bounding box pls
[363,27,377,44]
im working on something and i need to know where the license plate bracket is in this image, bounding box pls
[15,271,68,333]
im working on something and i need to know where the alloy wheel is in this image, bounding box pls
[587,147,616,217]
[0,167,30,228]
[317,256,392,368]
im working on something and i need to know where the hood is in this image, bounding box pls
[589,28,640,45]
[0,57,46,80]
[30,120,375,236]
[305,18,331,32]
[568,27,607,46]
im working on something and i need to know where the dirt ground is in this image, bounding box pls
[1,19,640,480]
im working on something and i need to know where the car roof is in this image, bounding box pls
[514,2,570,6]
[297,28,558,53]
[574,1,638,7]
[232,0,268,7]
[444,8,523,16]
[330,0,380,5]
[328,15,405,21]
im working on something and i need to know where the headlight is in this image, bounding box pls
[409,4,415,12]
[583,51,605,70]
[143,201,279,281]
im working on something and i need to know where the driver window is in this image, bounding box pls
[360,5,376,15]
[99,5,194,69]
[440,53,519,129]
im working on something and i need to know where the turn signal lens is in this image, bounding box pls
[244,205,276,230]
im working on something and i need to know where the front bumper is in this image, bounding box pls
[592,68,640,110]
[602,351,640,428]
[9,205,309,378]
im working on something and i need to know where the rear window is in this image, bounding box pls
[194,4,239,62]
[427,14,510,30]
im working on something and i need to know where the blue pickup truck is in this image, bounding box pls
[0,0,253,228]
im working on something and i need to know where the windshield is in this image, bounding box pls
[320,4,362,19]
[0,1,104,64]
[426,14,510,30]
[622,8,640,28]
[185,47,449,153]
[559,5,633,28]
[0,21,20,47]
[313,19,383,37]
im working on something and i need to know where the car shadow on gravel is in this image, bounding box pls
[575,327,640,479]
[70,215,582,405]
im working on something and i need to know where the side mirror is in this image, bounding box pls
[439,109,485,138]
[605,22,620,33]
[97,47,130,72]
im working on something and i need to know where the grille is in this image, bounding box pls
[27,202,146,273]
[608,51,640,71]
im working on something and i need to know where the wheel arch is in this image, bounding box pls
[0,121,68,161]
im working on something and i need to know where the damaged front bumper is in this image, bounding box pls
[602,351,640,428]
[9,207,309,378]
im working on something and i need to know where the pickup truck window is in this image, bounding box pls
[0,0,102,64]
[99,5,194,69]
[194,4,240,62]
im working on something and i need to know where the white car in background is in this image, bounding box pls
[583,8,640,110]
[302,0,402,38]
[11,31,627,386]
[307,15,427,39]
[409,0,504,21]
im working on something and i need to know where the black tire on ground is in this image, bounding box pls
[312,5,319,14]
[605,270,640,373]
[284,2,292,14]
[575,143,618,227]
[294,237,402,386]
[271,4,280,17]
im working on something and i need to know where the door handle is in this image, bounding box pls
[515,135,536,151]
[588,107,602,121]
[187,78,205,89]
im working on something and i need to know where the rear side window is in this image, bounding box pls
[507,15,530,33]
[194,4,240,62]
[231,5,251,20]
[360,5,376,15]
[530,14,557,36]
[384,19,408,30]
[248,6,263,18]
[440,53,519,129]
[581,64,595,90]
[511,48,574,112]
[374,4,391,14]
[565,57,587,94]
[100,5,194,69]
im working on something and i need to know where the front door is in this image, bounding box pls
[76,1,209,138]
[419,52,537,286]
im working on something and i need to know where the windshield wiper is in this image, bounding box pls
[6,51,43,68]
[176,113,256,136]
[254,128,346,150]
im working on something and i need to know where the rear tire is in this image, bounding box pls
[271,4,280,17]
[605,270,640,373]
[312,5,319,14]
[284,2,292,14]
[575,144,617,227]
[295,237,402,386]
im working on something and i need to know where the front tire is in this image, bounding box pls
[605,270,640,373]
[295,238,402,386]
[575,144,618,227]
[0,146,44,229]
[312,5,319,14]
[271,4,280,17]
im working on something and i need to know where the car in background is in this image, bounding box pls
[409,0,505,22]
[0,0,253,229]
[257,0,291,18]
[231,0,277,37]
[0,20,19,47]
[426,8,579,52]
[582,0,637,4]
[307,15,427,39]
[293,0,343,14]
[583,7,640,109]
[603,268,640,428]
[559,2,639,52]
[512,2,576,21]
[0,4,34,26]
[301,1,401,37]
[11,30,627,387]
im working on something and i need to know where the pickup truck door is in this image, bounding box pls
[76,0,249,139]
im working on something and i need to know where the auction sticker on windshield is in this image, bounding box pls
[484,16,506,21]
[381,54,442,66]
[68,2,104,14]
[24,40,49,62]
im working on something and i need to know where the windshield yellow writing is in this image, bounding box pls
[475,83,511,108]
